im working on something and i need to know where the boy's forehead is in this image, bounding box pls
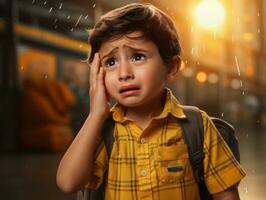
[99,31,154,53]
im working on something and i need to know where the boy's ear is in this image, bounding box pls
[167,55,182,81]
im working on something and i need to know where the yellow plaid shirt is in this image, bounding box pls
[87,89,246,200]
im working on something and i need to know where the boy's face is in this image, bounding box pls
[99,31,170,107]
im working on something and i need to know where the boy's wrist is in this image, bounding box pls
[88,112,109,124]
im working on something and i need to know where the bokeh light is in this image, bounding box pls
[194,0,225,29]
[196,71,207,83]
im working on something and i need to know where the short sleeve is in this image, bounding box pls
[201,111,246,194]
[85,137,108,190]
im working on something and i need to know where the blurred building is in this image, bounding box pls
[0,0,265,151]
[146,0,266,127]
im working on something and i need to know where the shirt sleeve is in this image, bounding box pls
[201,111,246,194]
[85,137,108,190]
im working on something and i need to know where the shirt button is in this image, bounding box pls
[140,138,146,144]
[140,169,147,177]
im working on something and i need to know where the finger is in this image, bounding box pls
[90,53,100,87]
[97,67,104,83]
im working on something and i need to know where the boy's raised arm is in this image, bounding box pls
[56,53,110,193]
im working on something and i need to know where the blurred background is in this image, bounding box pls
[0,0,265,199]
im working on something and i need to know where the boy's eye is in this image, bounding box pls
[104,58,117,68]
[131,53,145,62]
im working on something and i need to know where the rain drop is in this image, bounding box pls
[67,15,71,19]
[239,80,243,87]
[93,3,96,8]
[84,15,88,20]
[59,2,63,10]
[32,0,35,4]
[75,15,82,27]
[49,7,53,13]
[44,1,47,5]
[234,55,241,76]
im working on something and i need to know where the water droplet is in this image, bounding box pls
[32,0,35,4]
[84,15,88,20]
[242,91,245,95]
[54,19,58,23]
[234,55,241,76]
[191,48,194,55]
[67,15,71,19]
[75,15,82,27]
[49,7,53,13]
[246,133,249,138]
[258,28,260,33]
[239,80,243,87]
[221,113,224,117]
[71,28,74,32]
[245,187,248,193]
[44,74,48,79]
[93,3,96,8]
[54,25,58,29]
[59,2,63,10]
[44,1,47,5]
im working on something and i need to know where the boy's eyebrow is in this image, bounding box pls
[102,45,149,60]
[102,47,119,60]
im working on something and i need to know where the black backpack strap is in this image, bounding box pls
[180,106,211,199]
[101,117,115,159]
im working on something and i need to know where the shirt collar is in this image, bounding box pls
[154,88,187,119]
[110,88,187,122]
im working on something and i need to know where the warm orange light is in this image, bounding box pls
[245,66,254,77]
[196,72,207,83]
[194,0,225,29]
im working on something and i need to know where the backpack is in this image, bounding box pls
[77,106,240,200]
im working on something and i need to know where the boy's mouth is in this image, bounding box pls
[119,85,140,95]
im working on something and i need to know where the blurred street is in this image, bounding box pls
[238,127,266,200]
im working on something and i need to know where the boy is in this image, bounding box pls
[56,3,245,200]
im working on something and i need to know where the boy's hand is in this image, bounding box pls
[89,53,110,119]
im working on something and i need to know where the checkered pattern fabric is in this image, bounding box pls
[86,88,246,200]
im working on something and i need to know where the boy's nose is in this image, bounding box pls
[118,63,134,81]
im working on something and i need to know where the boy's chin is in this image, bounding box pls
[116,99,144,108]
